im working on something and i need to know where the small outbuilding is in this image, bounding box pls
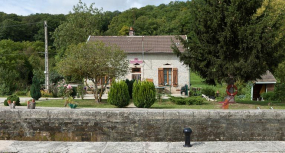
[251,71,276,101]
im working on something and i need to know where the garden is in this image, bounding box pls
[3,75,285,110]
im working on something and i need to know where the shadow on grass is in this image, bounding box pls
[236,100,285,106]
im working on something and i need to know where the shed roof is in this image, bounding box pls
[255,71,276,84]
[87,35,186,53]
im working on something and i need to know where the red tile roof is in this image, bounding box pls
[88,35,186,53]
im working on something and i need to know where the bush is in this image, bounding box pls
[201,87,215,97]
[40,90,53,97]
[169,96,186,105]
[71,87,77,98]
[133,80,156,108]
[186,97,204,105]
[49,84,58,97]
[108,80,130,108]
[30,76,41,100]
[125,79,135,99]
[14,90,27,96]
[77,84,86,99]
[274,83,285,102]
[261,92,276,101]
[169,96,204,105]
[4,95,20,106]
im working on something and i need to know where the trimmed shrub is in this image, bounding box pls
[108,80,130,108]
[125,79,135,99]
[133,80,156,108]
[201,87,215,97]
[169,96,204,105]
[4,95,20,106]
[169,96,186,105]
[30,76,41,100]
[186,97,204,105]
[261,92,276,101]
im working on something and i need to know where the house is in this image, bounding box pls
[251,70,276,101]
[87,28,189,94]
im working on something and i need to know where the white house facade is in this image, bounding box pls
[87,32,189,94]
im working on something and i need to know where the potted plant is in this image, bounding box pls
[27,99,36,109]
[66,96,78,109]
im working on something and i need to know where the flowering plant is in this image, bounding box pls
[57,79,73,99]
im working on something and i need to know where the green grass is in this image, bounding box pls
[19,98,285,109]
[21,99,116,108]
[190,71,227,94]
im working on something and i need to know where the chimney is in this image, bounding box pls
[129,27,134,36]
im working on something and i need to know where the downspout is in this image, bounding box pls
[251,85,254,101]
[86,35,91,43]
[189,67,191,88]
[142,36,144,80]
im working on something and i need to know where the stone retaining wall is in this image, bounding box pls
[0,109,284,141]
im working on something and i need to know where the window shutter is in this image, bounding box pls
[173,68,178,87]
[158,68,164,86]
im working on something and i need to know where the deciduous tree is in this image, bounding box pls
[56,41,129,102]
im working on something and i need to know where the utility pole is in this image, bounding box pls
[44,21,49,91]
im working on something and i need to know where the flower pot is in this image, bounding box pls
[13,101,16,109]
[27,101,30,109]
[31,102,36,109]
[68,103,77,109]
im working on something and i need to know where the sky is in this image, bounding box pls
[0,0,187,16]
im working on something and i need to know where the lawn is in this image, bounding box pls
[20,98,285,109]
[190,71,227,94]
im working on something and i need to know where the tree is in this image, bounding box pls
[52,0,103,50]
[30,76,41,100]
[108,80,130,108]
[56,41,129,102]
[276,61,285,83]
[0,67,18,95]
[172,0,285,85]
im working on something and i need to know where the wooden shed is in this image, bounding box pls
[251,71,276,101]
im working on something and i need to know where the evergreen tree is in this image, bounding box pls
[30,76,41,100]
[108,80,130,108]
[172,0,285,85]
[133,81,156,108]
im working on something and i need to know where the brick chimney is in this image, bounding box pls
[129,27,134,36]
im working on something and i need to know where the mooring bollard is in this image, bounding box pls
[183,127,192,147]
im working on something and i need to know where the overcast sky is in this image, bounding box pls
[0,0,187,16]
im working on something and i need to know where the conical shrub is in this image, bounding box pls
[108,80,130,108]
[30,76,41,100]
[133,80,156,108]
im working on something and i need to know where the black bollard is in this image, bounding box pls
[183,127,192,147]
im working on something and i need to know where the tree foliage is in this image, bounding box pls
[30,76,42,100]
[108,80,130,108]
[133,81,156,108]
[172,0,285,85]
[52,0,103,50]
[56,41,129,102]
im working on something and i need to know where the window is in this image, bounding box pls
[158,68,178,87]
[97,76,110,85]
[164,68,172,85]
[131,68,141,81]
[132,68,141,73]
[132,74,141,81]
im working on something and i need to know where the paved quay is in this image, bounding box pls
[1,141,285,153]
